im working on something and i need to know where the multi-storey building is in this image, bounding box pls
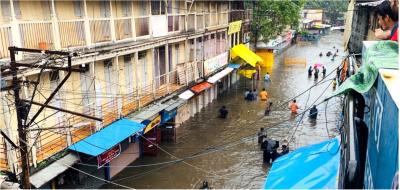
[0,0,254,188]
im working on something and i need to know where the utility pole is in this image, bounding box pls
[9,47,31,189]
[3,47,102,189]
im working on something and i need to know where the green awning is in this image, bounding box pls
[330,41,398,99]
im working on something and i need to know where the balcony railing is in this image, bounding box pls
[32,65,200,164]
[59,19,86,48]
[229,10,245,22]
[0,137,8,171]
[19,21,54,50]
[115,17,133,41]
[245,9,253,20]
[0,25,12,59]
[90,18,112,43]
[219,12,228,25]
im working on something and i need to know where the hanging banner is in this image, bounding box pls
[228,20,242,35]
[204,52,228,76]
[144,115,161,134]
[97,144,121,168]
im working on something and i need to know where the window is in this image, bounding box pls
[175,0,180,14]
[122,1,131,17]
[175,44,179,64]
[124,55,134,93]
[73,0,83,17]
[167,0,172,14]
[196,37,203,61]
[151,1,160,15]
[104,59,113,95]
[49,71,59,82]
[138,51,147,86]
[151,0,165,15]
[100,0,110,18]
[13,0,21,18]
[139,1,148,16]
[1,1,11,17]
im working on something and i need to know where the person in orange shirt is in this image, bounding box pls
[259,88,268,101]
[289,99,300,114]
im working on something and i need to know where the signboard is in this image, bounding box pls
[97,144,121,168]
[144,115,161,134]
[204,52,228,76]
[228,20,242,35]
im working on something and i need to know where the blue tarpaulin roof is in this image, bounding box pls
[264,137,340,189]
[68,119,145,156]
[228,63,241,69]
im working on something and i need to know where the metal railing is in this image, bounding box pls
[0,137,8,171]
[30,65,199,164]
[0,25,12,59]
[89,18,112,43]
[114,17,133,41]
[58,19,86,48]
[19,21,54,49]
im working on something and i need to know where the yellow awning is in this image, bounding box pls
[238,69,257,79]
[231,44,263,67]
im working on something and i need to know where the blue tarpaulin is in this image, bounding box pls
[68,119,145,156]
[228,63,241,69]
[264,137,340,189]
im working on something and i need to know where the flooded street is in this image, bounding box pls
[104,31,345,189]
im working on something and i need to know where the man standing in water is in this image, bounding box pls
[309,105,318,120]
[219,106,229,119]
[258,128,267,144]
[289,100,300,114]
[259,88,268,101]
[265,102,273,116]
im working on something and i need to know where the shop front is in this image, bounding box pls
[158,99,186,142]
[67,119,145,184]
[141,115,162,156]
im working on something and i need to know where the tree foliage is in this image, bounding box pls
[251,0,305,42]
[304,0,349,24]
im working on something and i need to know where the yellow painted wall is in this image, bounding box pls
[86,1,102,18]
[55,1,82,20]
[256,49,274,67]
[18,1,51,21]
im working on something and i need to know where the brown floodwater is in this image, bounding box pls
[101,31,344,189]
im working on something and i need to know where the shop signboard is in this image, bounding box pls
[144,115,161,134]
[97,144,121,168]
[204,52,228,76]
[228,20,242,35]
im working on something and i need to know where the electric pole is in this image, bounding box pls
[9,47,31,189]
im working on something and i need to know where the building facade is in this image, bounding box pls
[0,0,253,188]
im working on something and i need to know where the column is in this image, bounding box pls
[93,61,103,131]
[21,76,38,167]
[134,52,141,109]
[83,0,92,46]
[50,0,61,49]
[109,0,116,41]
[1,91,18,172]
[9,0,22,60]
[165,44,170,93]
[114,56,122,117]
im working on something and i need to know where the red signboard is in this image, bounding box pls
[97,144,121,168]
